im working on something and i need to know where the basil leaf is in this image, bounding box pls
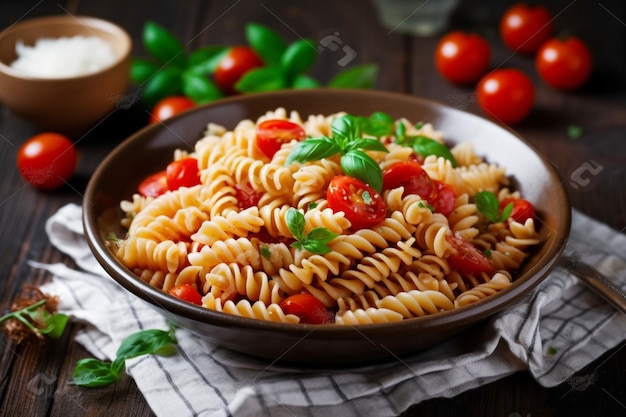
[307,228,339,243]
[331,114,361,143]
[130,58,159,84]
[182,73,223,104]
[327,64,378,88]
[116,329,176,360]
[408,136,458,167]
[187,45,229,75]
[143,21,186,69]
[73,357,125,387]
[286,208,305,240]
[39,313,69,339]
[340,149,383,192]
[280,38,317,82]
[141,66,183,107]
[301,239,332,255]
[292,74,321,89]
[475,191,500,223]
[500,202,513,221]
[358,112,394,137]
[345,138,388,153]
[234,67,287,93]
[395,122,407,143]
[285,138,340,165]
[245,23,286,66]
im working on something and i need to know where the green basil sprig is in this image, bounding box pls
[73,326,178,387]
[475,191,513,223]
[395,121,458,167]
[286,208,338,255]
[0,298,69,340]
[286,114,388,192]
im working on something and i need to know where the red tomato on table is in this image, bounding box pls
[327,175,387,231]
[446,235,493,276]
[535,37,592,91]
[500,3,553,54]
[256,119,306,159]
[17,132,77,190]
[149,96,195,124]
[214,46,264,94]
[476,68,534,125]
[435,31,491,85]
[279,293,333,324]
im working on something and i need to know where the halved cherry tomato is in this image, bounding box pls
[279,293,333,324]
[256,119,306,159]
[327,175,387,231]
[235,182,263,209]
[476,68,534,125]
[383,160,435,199]
[17,132,77,190]
[166,157,201,191]
[435,31,491,85]
[500,198,535,223]
[168,284,202,305]
[446,235,493,275]
[138,170,168,197]
[430,180,456,217]
[535,37,592,91]
[500,4,553,54]
[214,46,264,94]
[149,96,195,124]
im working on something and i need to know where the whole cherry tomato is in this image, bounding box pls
[214,46,264,94]
[500,4,553,54]
[168,284,203,305]
[165,157,201,191]
[435,31,491,85]
[327,175,387,231]
[16,132,77,190]
[535,37,592,91]
[256,119,306,159]
[279,293,333,324]
[500,198,535,223]
[382,160,435,199]
[476,68,534,124]
[446,235,493,276]
[149,96,195,124]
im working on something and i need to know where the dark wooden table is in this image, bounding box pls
[1,1,625,416]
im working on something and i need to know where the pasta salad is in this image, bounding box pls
[113,108,541,325]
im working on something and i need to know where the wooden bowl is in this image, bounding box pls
[83,89,571,367]
[0,15,131,137]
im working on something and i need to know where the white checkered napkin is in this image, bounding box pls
[36,204,626,417]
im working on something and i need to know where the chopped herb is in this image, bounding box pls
[308,202,318,209]
[548,346,558,355]
[484,249,492,258]
[362,190,372,205]
[567,124,583,139]
[260,246,271,259]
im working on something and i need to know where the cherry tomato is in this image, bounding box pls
[149,96,195,124]
[382,160,435,199]
[535,37,592,91]
[279,293,333,324]
[16,132,77,190]
[435,31,491,85]
[168,284,202,305]
[138,170,168,197]
[166,157,201,191]
[500,198,535,223]
[500,4,553,54]
[256,119,306,159]
[430,180,456,217]
[446,235,493,275]
[235,182,263,209]
[476,68,534,125]
[214,46,264,94]
[327,175,387,231]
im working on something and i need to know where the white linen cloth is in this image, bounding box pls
[35,203,626,417]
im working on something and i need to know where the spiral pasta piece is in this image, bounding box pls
[377,290,455,318]
[335,308,404,325]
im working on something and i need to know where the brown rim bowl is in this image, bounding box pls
[83,89,571,367]
[0,15,131,137]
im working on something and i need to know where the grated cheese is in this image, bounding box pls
[10,35,116,78]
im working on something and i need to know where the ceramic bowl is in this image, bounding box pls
[0,15,131,137]
[83,89,571,367]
